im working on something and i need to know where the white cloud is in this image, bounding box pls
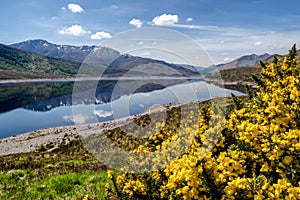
[58,25,87,36]
[90,31,112,40]
[129,18,143,28]
[152,14,179,26]
[63,114,91,124]
[170,24,222,32]
[94,110,113,118]
[254,41,263,46]
[195,29,300,64]
[61,7,66,10]
[67,3,84,13]
[186,17,193,22]
[111,5,118,9]
[138,41,144,45]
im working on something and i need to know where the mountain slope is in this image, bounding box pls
[0,44,81,79]
[11,39,200,77]
[11,39,96,63]
[210,49,300,82]
[107,54,199,76]
[206,53,271,73]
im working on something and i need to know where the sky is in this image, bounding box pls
[1,0,300,66]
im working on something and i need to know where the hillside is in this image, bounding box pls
[205,53,271,73]
[215,49,300,82]
[0,44,80,79]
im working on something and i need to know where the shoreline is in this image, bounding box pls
[0,117,136,156]
[203,78,257,93]
[0,104,168,156]
[0,76,203,84]
[203,78,257,88]
[0,78,74,84]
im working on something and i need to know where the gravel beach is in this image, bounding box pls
[0,104,167,156]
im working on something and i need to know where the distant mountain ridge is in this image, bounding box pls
[205,53,271,73]
[9,39,276,78]
[11,39,97,63]
[10,39,200,77]
[214,49,300,83]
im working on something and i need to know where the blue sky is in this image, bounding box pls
[1,0,300,65]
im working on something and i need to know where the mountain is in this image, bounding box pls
[10,39,199,77]
[11,39,96,63]
[0,44,81,79]
[208,49,300,83]
[205,53,271,73]
[180,64,206,73]
[106,54,199,76]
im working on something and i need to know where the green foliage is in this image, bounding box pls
[289,44,297,59]
[251,74,263,86]
[37,144,47,152]
[231,93,243,110]
[245,84,255,100]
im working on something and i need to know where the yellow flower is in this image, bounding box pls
[107,49,300,199]
[82,194,89,200]
[107,170,113,179]
[282,156,293,165]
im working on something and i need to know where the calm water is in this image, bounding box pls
[0,78,243,139]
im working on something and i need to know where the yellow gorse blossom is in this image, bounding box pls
[106,45,300,199]
[82,194,89,200]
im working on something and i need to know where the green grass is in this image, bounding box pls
[0,139,108,199]
[0,170,108,200]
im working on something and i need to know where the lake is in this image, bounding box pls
[0,78,243,139]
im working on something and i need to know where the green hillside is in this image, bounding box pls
[0,44,80,79]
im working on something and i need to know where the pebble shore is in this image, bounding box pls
[0,104,167,156]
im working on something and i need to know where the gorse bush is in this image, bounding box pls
[106,45,300,199]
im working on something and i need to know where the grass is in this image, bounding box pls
[0,139,108,199]
[0,170,108,200]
